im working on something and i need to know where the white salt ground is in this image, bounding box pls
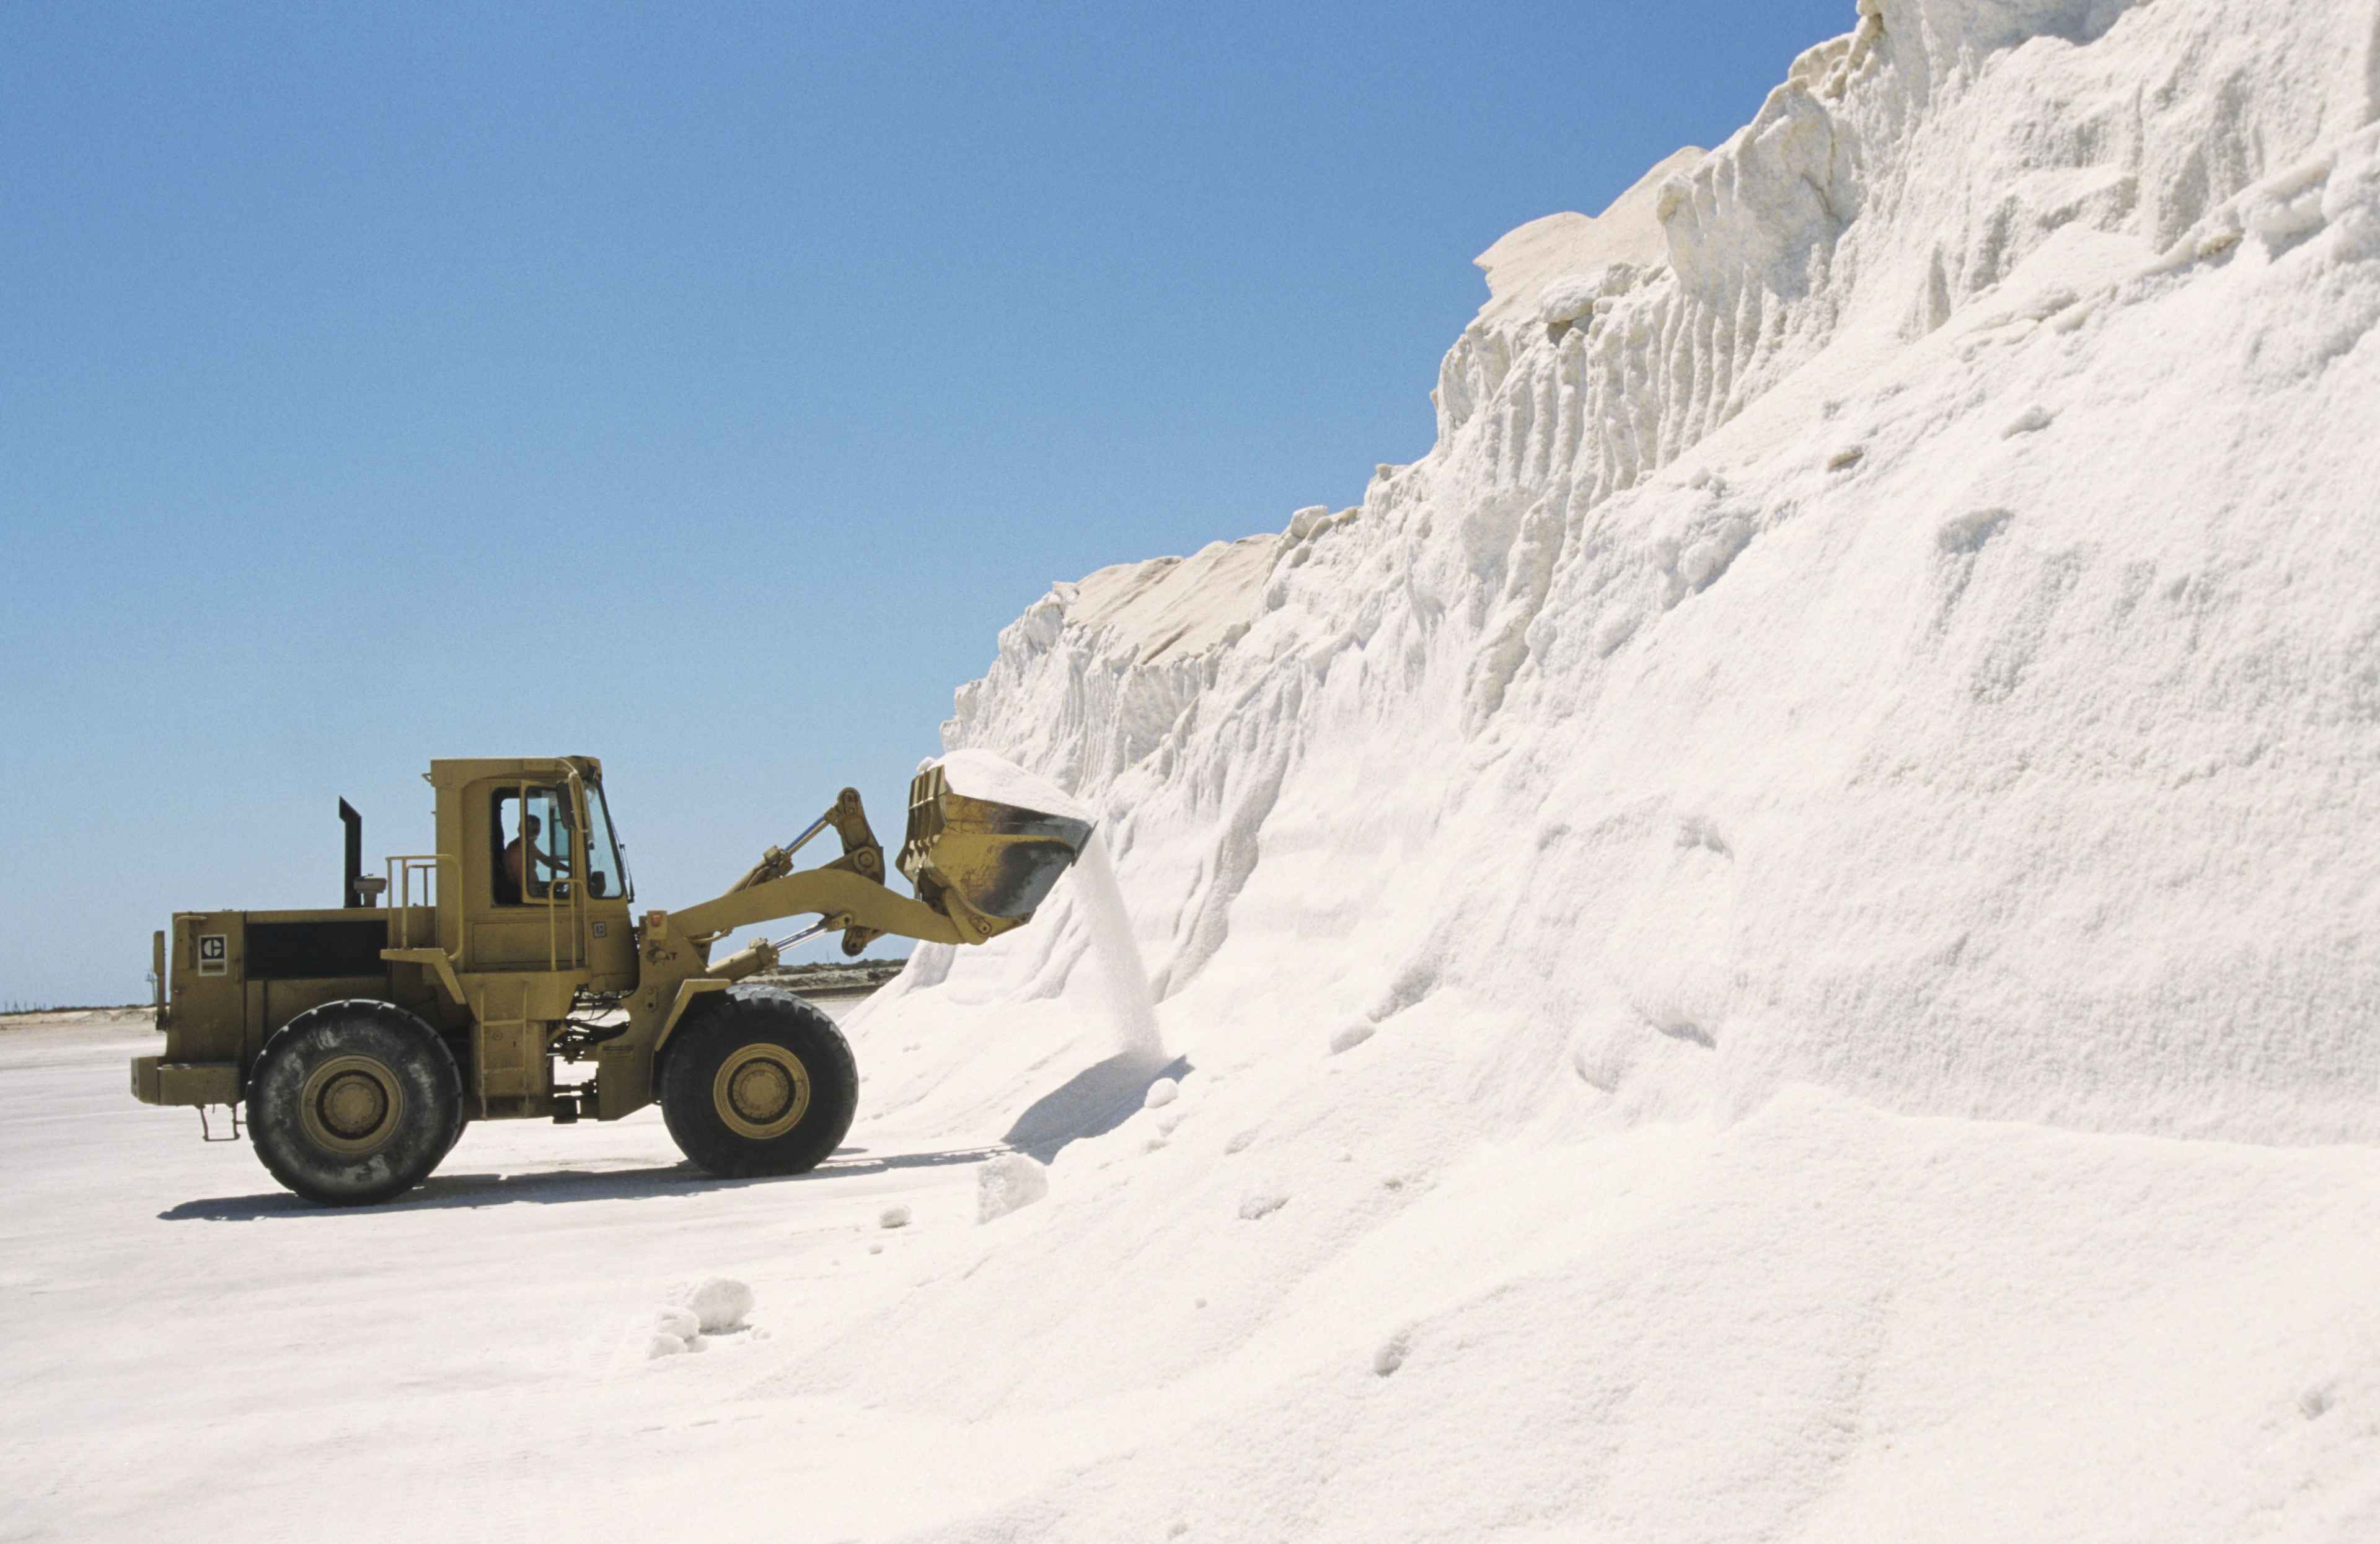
[13,4,2380,1540]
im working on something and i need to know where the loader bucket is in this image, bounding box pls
[899,764,1093,943]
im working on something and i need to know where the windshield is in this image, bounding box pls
[583,780,632,902]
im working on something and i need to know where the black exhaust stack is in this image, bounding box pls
[340,800,364,908]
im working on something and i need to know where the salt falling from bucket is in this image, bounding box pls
[930,750,1161,1064]
[1070,830,1164,1065]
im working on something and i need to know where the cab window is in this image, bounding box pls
[491,787,575,905]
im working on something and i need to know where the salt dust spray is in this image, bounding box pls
[1070,831,1164,1065]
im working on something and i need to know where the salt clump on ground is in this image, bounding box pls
[1326,1020,1374,1055]
[648,1284,752,1358]
[976,1152,1051,1223]
[684,1277,753,1335]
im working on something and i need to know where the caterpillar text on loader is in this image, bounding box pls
[131,756,1089,1206]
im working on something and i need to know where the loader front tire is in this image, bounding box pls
[247,999,464,1207]
[659,988,857,1179]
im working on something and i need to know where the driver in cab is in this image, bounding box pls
[500,813,570,903]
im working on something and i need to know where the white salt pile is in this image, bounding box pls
[839,2,2380,1535]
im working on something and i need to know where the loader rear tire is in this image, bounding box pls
[247,999,464,1207]
[659,988,857,1179]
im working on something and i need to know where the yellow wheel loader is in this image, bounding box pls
[130,756,1086,1206]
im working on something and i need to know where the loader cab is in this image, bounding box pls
[426,757,638,990]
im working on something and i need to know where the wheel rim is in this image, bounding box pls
[712,1044,811,1140]
[299,1054,407,1157]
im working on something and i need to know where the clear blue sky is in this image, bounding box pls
[1,1,1849,1005]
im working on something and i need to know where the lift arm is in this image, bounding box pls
[668,867,965,953]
